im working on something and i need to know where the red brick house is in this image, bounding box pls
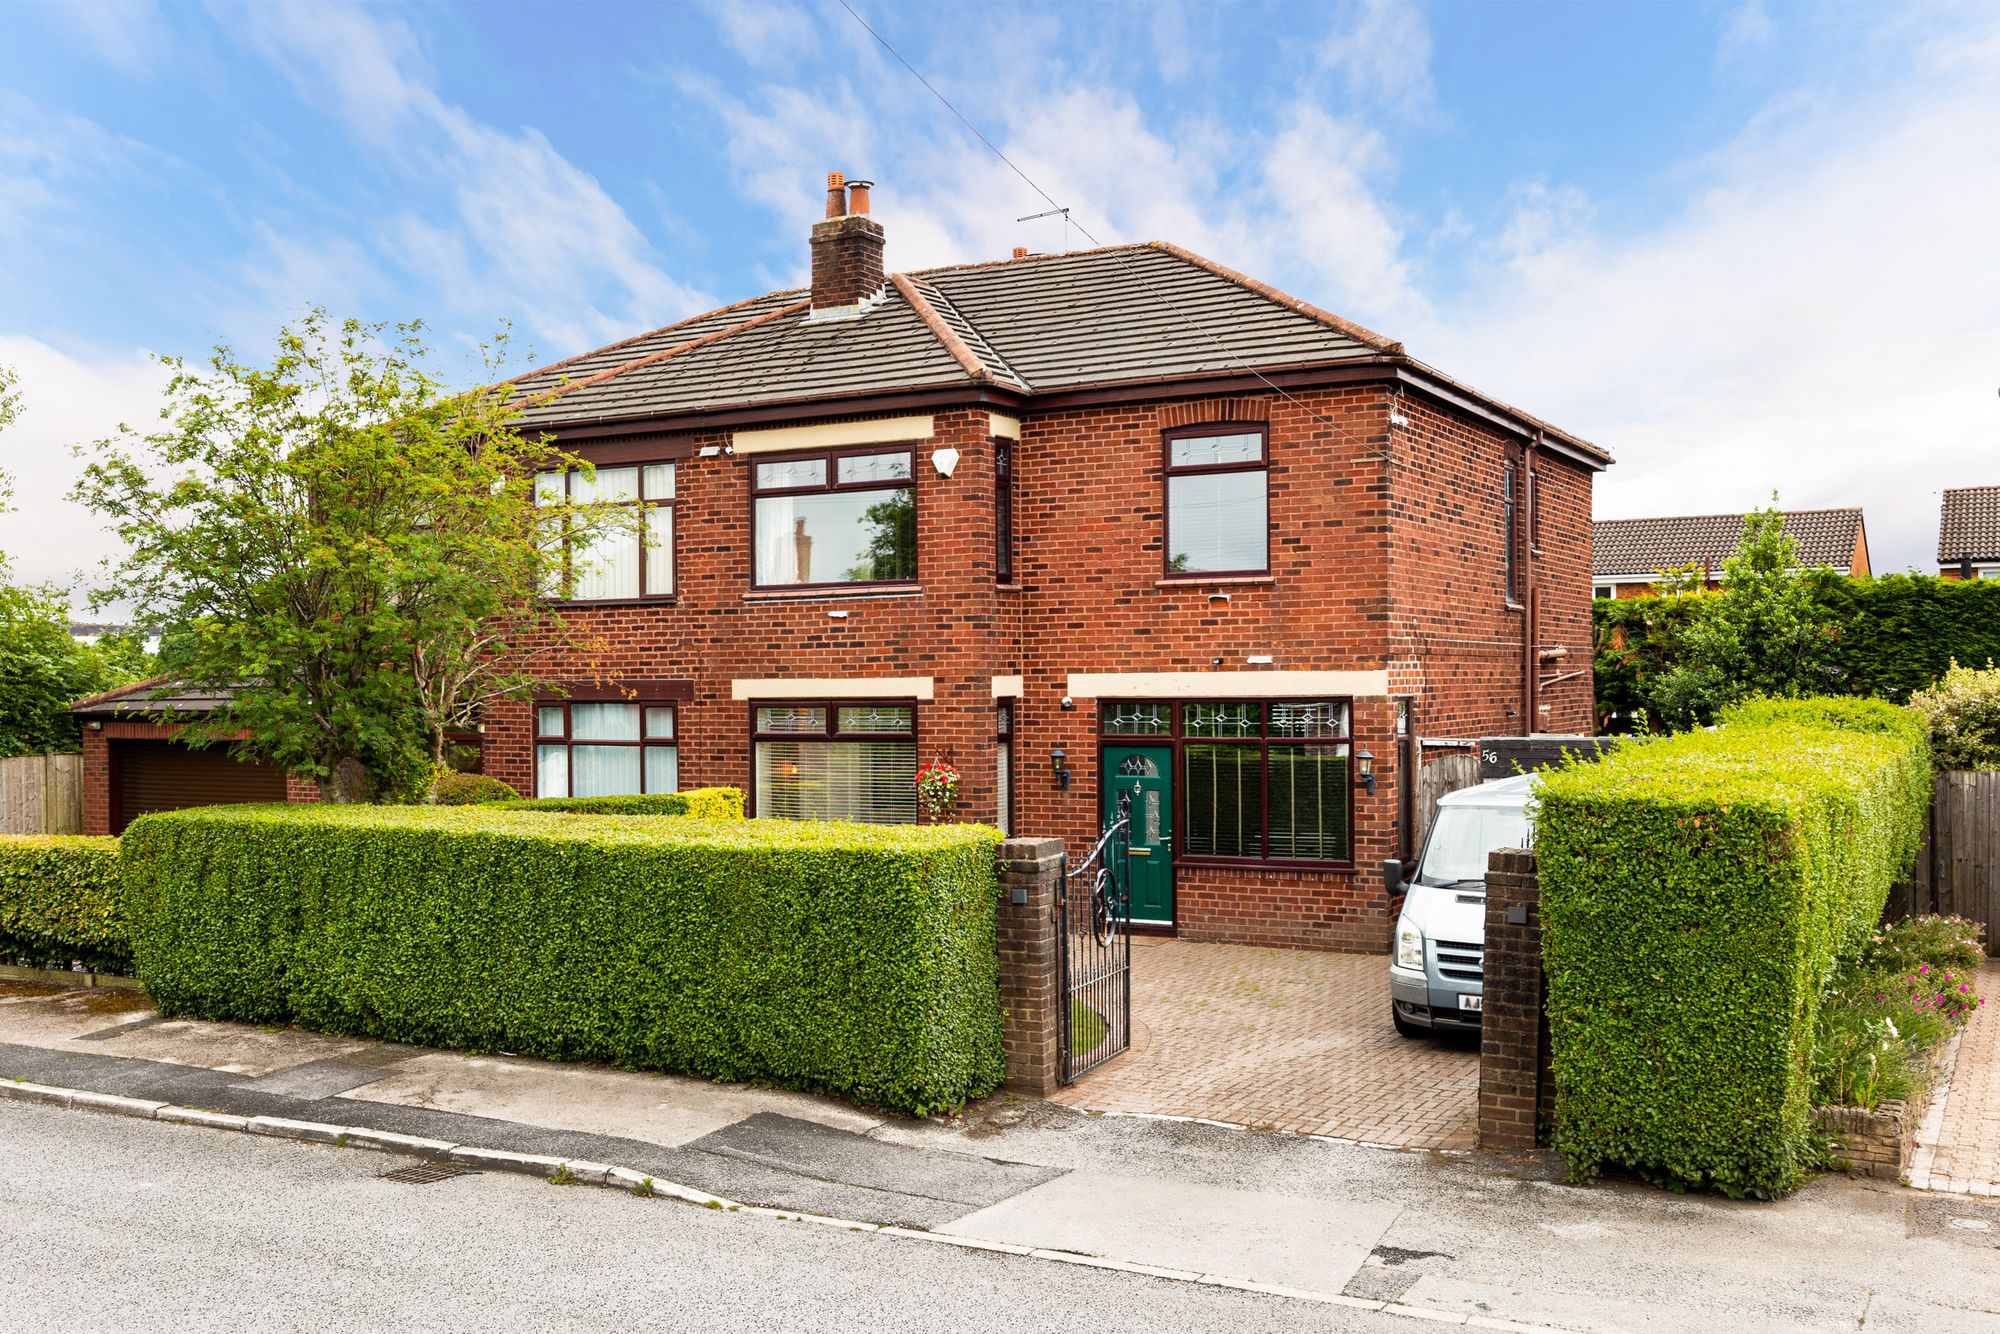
[75,172,1609,953]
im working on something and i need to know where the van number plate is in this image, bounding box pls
[1458,994,1483,1012]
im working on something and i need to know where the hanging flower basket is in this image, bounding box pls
[915,760,961,820]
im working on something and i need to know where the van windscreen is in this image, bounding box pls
[1416,806,1530,887]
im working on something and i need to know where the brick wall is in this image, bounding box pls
[1478,847,1553,1151]
[994,836,1064,1095]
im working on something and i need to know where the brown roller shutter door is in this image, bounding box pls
[111,740,289,833]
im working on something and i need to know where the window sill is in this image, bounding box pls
[545,597,678,609]
[997,583,1026,593]
[1176,856,1357,873]
[742,583,923,603]
[1155,575,1276,589]
[1504,599,1525,612]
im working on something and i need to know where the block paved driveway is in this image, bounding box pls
[1913,963,2000,1195]
[1052,937,1479,1150]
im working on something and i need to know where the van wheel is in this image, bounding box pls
[1392,1007,1425,1039]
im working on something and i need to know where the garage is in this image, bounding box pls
[109,739,288,833]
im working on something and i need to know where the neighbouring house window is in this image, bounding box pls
[1503,461,1520,602]
[534,463,675,601]
[1098,700,1352,863]
[753,701,917,823]
[535,700,677,797]
[1164,428,1268,576]
[1593,584,1614,600]
[995,441,1015,584]
[996,702,1014,835]
[753,449,915,587]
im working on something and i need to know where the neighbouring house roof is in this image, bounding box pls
[69,677,233,718]
[507,242,1610,468]
[1939,486,2000,563]
[1593,508,1866,579]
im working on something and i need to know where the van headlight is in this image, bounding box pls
[1395,923,1423,969]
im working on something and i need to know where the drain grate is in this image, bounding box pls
[379,1160,478,1185]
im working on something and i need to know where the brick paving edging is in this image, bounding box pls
[1,1077,1559,1333]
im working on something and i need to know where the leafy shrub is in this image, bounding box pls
[1861,914,1986,979]
[1908,660,2000,770]
[1813,915,1987,1109]
[428,770,521,805]
[1535,696,1933,1197]
[118,802,1000,1114]
[0,835,129,973]
[491,787,746,819]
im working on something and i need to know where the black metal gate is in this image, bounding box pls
[1059,793,1132,1082]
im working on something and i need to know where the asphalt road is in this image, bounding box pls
[0,1102,1405,1334]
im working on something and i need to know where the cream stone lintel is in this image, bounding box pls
[731,677,934,701]
[987,413,1021,441]
[731,416,935,456]
[991,675,1024,698]
[1065,670,1391,700]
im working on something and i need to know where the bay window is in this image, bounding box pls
[753,701,917,823]
[753,449,915,587]
[1163,428,1268,576]
[535,700,678,798]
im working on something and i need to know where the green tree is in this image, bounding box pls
[73,311,622,802]
[1650,501,1836,727]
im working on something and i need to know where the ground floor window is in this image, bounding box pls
[753,701,917,824]
[996,702,1014,835]
[1100,699,1352,864]
[535,700,677,797]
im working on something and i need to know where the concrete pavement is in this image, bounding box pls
[5,980,2000,1331]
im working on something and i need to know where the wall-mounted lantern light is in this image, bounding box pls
[1356,747,1376,796]
[1051,747,1070,791]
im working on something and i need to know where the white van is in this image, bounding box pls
[1383,772,1536,1037]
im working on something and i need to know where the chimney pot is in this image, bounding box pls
[809,171,885,311]
[824,171,848,219]
[847,180,873,215]
[1012,246,1028,260]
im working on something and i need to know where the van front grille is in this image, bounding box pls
[1434,939,1484,981]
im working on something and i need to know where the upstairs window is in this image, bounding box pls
[1164,428,1268,576]
[535,463,675,601]
[995,441,1015,584]
[753,449,915,588]
[1503,461,1520,602]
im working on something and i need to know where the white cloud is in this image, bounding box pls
[699,0,819,69]
[1716,0,1777,72]
[52,0,173,76]
[229,1,711,356]
[1317,0,1435,117]
[0,335,169,609]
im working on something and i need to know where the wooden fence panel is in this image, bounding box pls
[1919,771,2000,954]
[0,753,85,836]
[1414,752,1482,858]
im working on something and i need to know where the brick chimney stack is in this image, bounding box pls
[810,170,885,313]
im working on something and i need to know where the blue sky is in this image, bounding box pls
[3,0,1998,596]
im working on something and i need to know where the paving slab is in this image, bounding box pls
[687,1111,1062,1209]
[340,1050,881,1147]
[0,983,155,1046]
[938,1167,1401,1295]
[235,1044,422,1099]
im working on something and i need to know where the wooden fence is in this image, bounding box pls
[1414,751,1483,858]
[0,753,84,836]
[1892,771,2000,954]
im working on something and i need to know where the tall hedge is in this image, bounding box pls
[1597,574,2000,729]
[1534,697,1932,1197]
[119,804,1002,1114]
[0,835,129,973]
[491,787,746,819]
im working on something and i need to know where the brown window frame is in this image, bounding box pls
[533,698,679,798]
[1503,458,1520,603]
[749,446,918,591]
[1161,423,1271,579]
[995,439,1015,585]
[996,700,1015,834]
[748,698,921,822]
[538,461,677,605]
[1097,698,1354,869]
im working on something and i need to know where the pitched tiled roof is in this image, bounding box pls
[1593,509,1865,578]
[1939,486,2000,563]
[507,241,1606,464]
[69,677,235,717]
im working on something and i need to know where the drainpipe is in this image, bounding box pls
[1522,433,1540,731]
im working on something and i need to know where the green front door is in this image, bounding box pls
[1103,745,1174,923]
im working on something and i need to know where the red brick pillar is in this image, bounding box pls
[1478,847,1553,1150]
[996,836,1064,1096]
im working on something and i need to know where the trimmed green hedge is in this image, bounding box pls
[491,787,746,819]
[0,835,129,973]
[430,771,521,805]
[1534,697,1932,1197]
[119,803,1001,1114]
[1598,574,2000,729]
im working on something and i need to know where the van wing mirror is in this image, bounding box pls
[1381,858,1405,896]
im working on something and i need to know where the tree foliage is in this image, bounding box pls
[1908,660,2000,770]
[1634,503,1837,729]
[73,312,621,801]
